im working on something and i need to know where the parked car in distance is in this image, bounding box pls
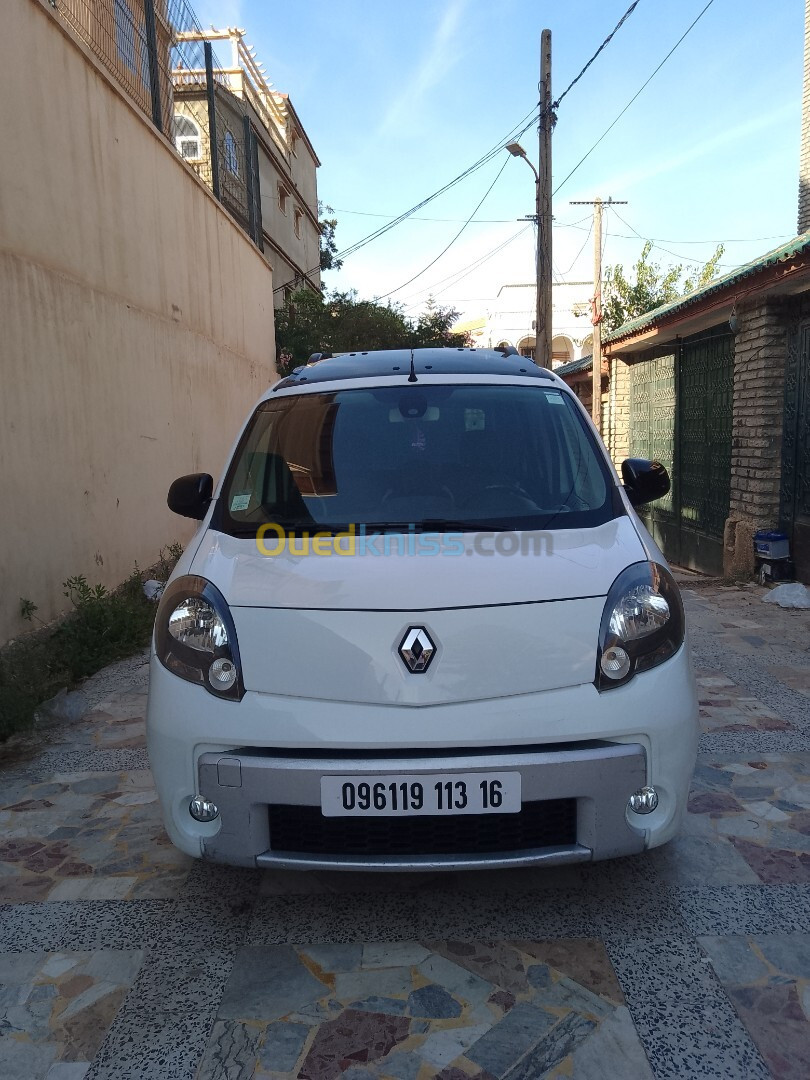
[147,347,699,871]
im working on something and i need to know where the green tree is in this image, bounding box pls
[275,290,469,376]
[602,241,725,333]
[411,295,469,350]
[318,202,342,272]
[683,244,725,294]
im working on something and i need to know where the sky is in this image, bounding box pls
[196,0,805,322]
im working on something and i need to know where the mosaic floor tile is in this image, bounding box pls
[31,695,148,755]
[195,939,645,1079]
[0,770,192,902]
[0,574,805,1078]
[696,671,793,734]
[648,753,810,886]
[700,933,810,1079]
[0,950,142,1080]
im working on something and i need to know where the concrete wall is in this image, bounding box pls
[0,0,277,644]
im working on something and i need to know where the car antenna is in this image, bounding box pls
[408,349,418,382]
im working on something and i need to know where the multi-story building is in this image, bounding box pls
[172,27,321,305]
[456,282,594,367]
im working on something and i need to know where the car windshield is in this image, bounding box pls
[218,383,618,534]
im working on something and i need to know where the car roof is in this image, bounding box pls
[272,347,557,391]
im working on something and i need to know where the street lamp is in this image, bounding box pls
[506,142,542,365]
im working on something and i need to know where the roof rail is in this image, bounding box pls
[494,344,520,358]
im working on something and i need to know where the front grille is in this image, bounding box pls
[267,799,577,857]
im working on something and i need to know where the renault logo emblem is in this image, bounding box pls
[399,627,436,673]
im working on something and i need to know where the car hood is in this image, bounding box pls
[188,515,646,610]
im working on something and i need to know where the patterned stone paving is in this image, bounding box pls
[195,940,651,1080]
[697,934,810,1080]
[0,685,192,904]
[0,578,807,1078]
[0,950,142,1080]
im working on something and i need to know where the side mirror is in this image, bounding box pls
[621,458,670,507]
[167,473,213,520]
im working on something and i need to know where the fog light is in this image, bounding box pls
[189,795,219,822]
[600,645,631,680]
[209,657,237,690]
[628,786,659,815]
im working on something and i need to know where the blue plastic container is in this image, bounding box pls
[753,530,790,560]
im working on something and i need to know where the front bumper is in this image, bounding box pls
[197,742,648,870]
[147,641,698,870]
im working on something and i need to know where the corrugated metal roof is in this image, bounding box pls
[603,232,810,344]
[555,354,593,377]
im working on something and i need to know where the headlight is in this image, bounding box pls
[155,576,244,700]
[595,562,684,691]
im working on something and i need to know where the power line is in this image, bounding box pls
[402,226,533,308]
[270,4,647,297]
[557,222,792,244]
[333,208,594,228]
[272,106,540,294]
[374,157,512,302]
[610,208,735,267]
[401,228,529,304]
[332,209,518,224]
[336,111,538,264]
[553,0,717,197]
[560,218,593,276]
[552,1,642,111]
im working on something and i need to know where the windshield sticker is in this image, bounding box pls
[230,493,251,512]
[544,392,565,405]
[465,408,485,431]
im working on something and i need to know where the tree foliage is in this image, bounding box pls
[318,202,342,272]
[602,241,725,333]
[275,290,469,376]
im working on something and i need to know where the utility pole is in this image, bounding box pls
[537,30,553,368]
[569,197,626,433]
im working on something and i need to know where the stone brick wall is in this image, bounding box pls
[800,0,810,233]
[724,299,789,575]
[604,359,630,470]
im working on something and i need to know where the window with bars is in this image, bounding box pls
[224,130,239,176]
[173,115,201,160]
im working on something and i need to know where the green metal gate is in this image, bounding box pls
[629,328,733,575]
[780,320,810,582]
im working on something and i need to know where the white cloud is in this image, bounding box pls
[379,0,469,137]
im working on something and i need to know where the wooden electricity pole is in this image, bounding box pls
[537,30,553,368]
[569,197,626,433]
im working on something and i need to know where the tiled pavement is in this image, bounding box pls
[0,577,809,1079]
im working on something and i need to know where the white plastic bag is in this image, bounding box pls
[762,583,810,609]
[143,579,165,601]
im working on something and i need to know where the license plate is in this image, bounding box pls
[320,772,521,818]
